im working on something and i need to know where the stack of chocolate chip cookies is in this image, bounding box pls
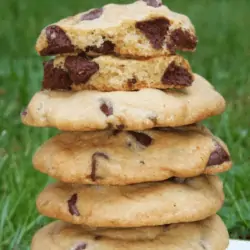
[22,0,232,249]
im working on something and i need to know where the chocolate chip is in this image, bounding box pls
[128,132,153,147]
[40,25,75,56]
[68,193,80,216]
[91,152,109,181]
[64,56,99,83]
[116,124,125,130]
[140,160,145,165]
[86,41,115,55]
[169,28,197,51]
[81,8,103,21]
[74,243,87,250]
[43,60,72,90]
[127,78,137,88]
[100,101,113,116]
[207,142,230,166]
[141,0,162,7]
[136,18,170,49]
[162,62,193,86]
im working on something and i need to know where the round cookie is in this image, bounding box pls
[36,0,197,57]
[21,74,226,131]
[33,125,231,185]
[31,215,229,250]
[43,54,194,91]
[36,175,224,227]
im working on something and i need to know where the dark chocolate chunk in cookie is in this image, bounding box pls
[162,61,193,86]
[74,243,87,250]
[40,25,75,56]
[141,0,162,7]
[127,78,137,88]
[81,8,103,21]
[64,56,99,83]
[68,193,80,216]
[43,60,72,90]
[128,131,153,147]
[136,18,170,49]
[207,142,230,166]
[100,101,113,116]
[86,41,115,54]
[91,152,109,181]
[169,28,197,51]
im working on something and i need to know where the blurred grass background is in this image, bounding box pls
[0,0,250,249]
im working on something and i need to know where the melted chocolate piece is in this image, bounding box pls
[40,25,75,56]
[86,41,115,55]
[207,142,230,166]
[91,152,109,181]
[169,28,197,51]
[141,0,162,7]
[128,131,153,147]
[68,193,80,216]
[64,56,99,83]
[136,18,170,49]
[116,124,125,130]
[74,243,87,250]
[100,101,113,116]
[81,8,103,21]
[162,62,193,86]
[43,60,72,90]
[127,78,137,88]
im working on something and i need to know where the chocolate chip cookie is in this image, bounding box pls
[43,54,193,91]
[21,74,225,131]
[33,125,231,185]
[31,215,229,250]
[36,175,224,227]
[36,0,197,57]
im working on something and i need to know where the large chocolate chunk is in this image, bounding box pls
[162,62,193,86]
[91,152,109,181]
[67,193,80,216]
[141,0,162,7]
[64,56,99,83]
[207,142,230,166]
[40,25,75,56]
[136,18,170,49]
[128,131,153,147]
[100,101,113,116]
[169,28,197,51]
[43,60,72,90]
[86,41,115,55]
[81,8,103,21]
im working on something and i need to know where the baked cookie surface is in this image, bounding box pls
[31,215,229,250]
[43,54,193,91]
[36,0,197,57]
[36,176,224,227]
[33,125,231,185]
[22,74,225,131]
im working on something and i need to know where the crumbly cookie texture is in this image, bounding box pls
[36,175,224,227]
[35,0,197,57]
[43,54,194,91]
[31,215,229,250]
[21,74,225,131]
[33,125,231,185]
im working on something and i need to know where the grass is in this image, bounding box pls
[0,0,250,248]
